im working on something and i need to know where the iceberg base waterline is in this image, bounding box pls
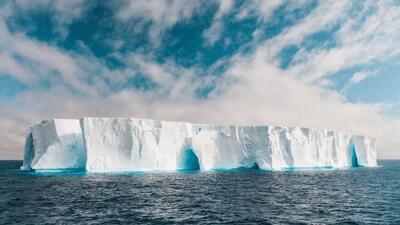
[21,117,377,172]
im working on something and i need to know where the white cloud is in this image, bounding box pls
[202,0,234,45]
[204,0,314,46]
[262,0,351,60]
[284,1,400,84]
[9,0,87,38]
[235,0,286,21]
[340,71,375,93]
[349,72,370,84]
[0,7,129,97]
[117,0,202,44]
[1,0,400,160]
[203,0,290,45]
[0,53,32,82]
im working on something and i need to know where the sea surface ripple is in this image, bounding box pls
[1,160,399,225]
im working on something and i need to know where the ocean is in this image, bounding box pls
[1,160,399,225]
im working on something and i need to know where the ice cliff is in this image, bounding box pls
[21,117,377,172]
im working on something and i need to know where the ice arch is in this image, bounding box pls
[178,148,200,171]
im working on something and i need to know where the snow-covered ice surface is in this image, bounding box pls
[22,117,377,172]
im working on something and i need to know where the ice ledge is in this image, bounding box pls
[21,117,377,172]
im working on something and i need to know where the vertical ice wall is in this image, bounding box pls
[80,118,191,172]
[21,117,377,171]
[21,119,85,170]
[352,135,377,167]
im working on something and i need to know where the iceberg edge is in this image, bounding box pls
[21,117,377,172]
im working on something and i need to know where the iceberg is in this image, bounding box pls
[21,119,85,170]
[21,117,377,172]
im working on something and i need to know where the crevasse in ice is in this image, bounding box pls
[21,117,377,172]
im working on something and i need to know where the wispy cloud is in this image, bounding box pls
[287,1,400,84]
[202,0,234,45]
[349,72,371,85]
[0,0,400,159]
[117,0,203,45]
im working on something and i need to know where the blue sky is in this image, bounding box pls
[0,0,400,159]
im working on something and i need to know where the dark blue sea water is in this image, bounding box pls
[1,161,400,225]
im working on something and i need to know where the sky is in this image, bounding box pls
[0,0,400,159]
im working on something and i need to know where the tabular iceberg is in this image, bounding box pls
[21,117,377,172]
